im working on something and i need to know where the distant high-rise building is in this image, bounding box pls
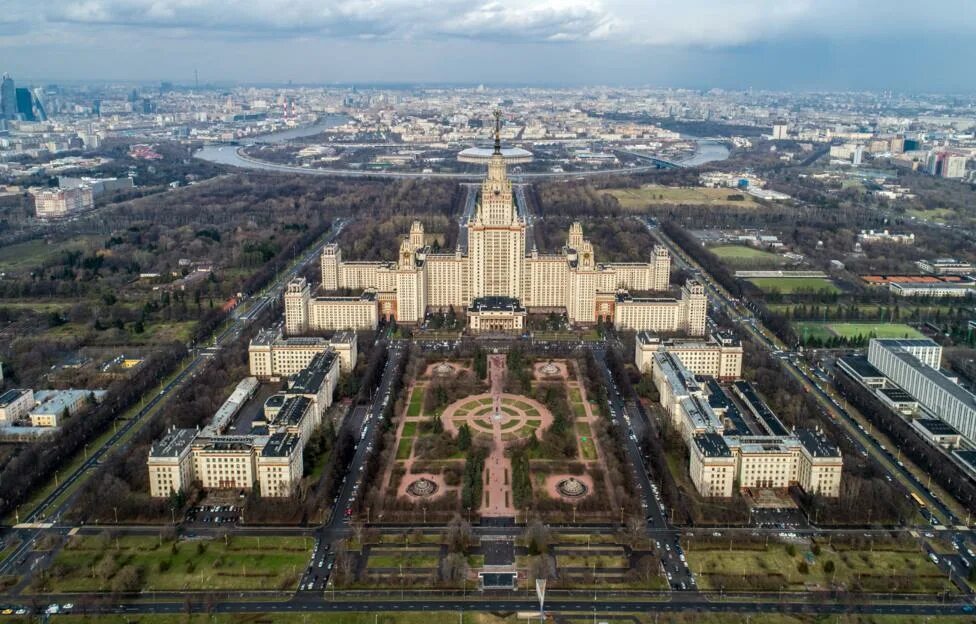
[772,122,788,140]
[927,151,968,179]
[852,144,864,166]
[15,88,35,121]
[0,74,16,119]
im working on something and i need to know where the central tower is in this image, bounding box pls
[468,109,526,300]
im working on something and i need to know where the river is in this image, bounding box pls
[194,118,729,178]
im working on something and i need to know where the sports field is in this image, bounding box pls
[602,185,758,211]
[710,245,784,267]
[794,322,924,341]
[748,276,840,294]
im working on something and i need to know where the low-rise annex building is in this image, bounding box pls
[148,333,354,498]
[651,351,843,499]
[248,328,356,378]
[634,329,743,381]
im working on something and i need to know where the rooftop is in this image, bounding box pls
[878,387,916,403]
[0,388,29,406]
[796,428,842,458]
[468,296,525,313]
[694,432,732,457]
[149,428,196,458]
[261,431,301,457]
[838,355,885,379]
[732,381,789,437]
[915,417,960,436]
[274,395,312,428]
[288,350,338,395]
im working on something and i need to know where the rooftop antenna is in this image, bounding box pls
[493,108,502,155]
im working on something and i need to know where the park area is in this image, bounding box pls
[794,322,925,343]
[601,185,759,211]
[748,276,841,294]
[369,355,621,525]
[28,613,976,624]
[29,534,310,593]
[686,538,952,594]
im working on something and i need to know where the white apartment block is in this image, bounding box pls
[0,388,34,425]
[635,330,743,381]
[147,427,197,498]
[148,349,338,498]
[651,352,843,499]
[30,185,94,219]
[249,328,357,377]
[296,132,704,336]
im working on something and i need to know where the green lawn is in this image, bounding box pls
[794,322,838,342]
[401,422,418,437]
[748,276,841,294]
[579,436,597,460]
[556,554,630,569]
[829,322,925,339]
[602,185,759,210]
[710,245,783,264]
[34,535,309,593]
[406,388,424,417]
[795,321,924,342]
[0,237,98,274]
[395,437,413,460]
[43,614,976,624]
[687,543,950,593]
[367,551,440,569]
[51,614,516,624]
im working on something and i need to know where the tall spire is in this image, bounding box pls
[492,109,502,155]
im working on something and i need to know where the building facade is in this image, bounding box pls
[30,185,94,219]
[651,351,843,498]
[248,328,357,377]
[635,330,743,381]
[149,341,347,498]
[291,115,704,335]
[867,338,976,442]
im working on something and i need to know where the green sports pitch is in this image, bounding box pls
[795,322,924,340]
[748,276,840,294]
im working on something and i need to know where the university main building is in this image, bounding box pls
[286,113,706,335]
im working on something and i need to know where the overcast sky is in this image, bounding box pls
[2,0,975,91]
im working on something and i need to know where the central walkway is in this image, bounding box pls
[483,354,516,517]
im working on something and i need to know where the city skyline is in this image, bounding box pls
[2,0,976,91]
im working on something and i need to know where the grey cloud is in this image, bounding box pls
[10,0,976,48]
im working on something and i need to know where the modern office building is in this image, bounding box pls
[293,113,705,335]
[867,338,976,442]
[651,352,843,498]
[0,74,15,119]
[917,258,974,276]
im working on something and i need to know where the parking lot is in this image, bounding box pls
[184,504,243,525]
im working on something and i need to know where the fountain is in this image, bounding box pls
[556,477,588,498]
[539,361,560,376]
[406,478,438,498]
[433,362,455,377]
